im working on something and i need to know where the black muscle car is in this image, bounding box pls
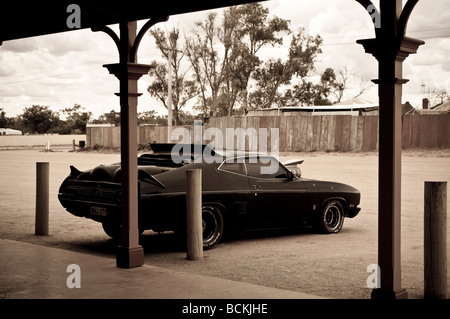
[58,143,361,248]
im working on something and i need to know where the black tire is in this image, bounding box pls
[202,205,224,249]
[102,222,144,240]
[316,200,344,234]
[102,221,120,239]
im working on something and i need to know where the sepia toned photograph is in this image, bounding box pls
[1,0,449,314]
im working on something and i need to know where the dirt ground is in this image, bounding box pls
[0,147,449,299]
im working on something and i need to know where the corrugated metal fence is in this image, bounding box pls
[86,114,450,151]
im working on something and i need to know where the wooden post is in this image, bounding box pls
[95,16,167,268]
[186,169,203,260]
[424,181,447,299]
[35,162,49,235]
[356,0,424,299]
[114,20,145,268]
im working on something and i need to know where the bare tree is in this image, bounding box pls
[186,12,228,117]
[431,88,449,106]
[147,27,198,125]
[186,3,290,116]
[332,65,352,103]
[353,76,373,99]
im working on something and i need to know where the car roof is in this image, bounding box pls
[149,143,278,163]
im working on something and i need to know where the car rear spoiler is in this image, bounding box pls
[138,170,166,189]
[283,159,304,166]
[70,165,82,177]
[283,159,304,179]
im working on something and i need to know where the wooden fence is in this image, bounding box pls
[86,114,450,151]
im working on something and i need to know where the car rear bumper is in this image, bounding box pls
[58,195,120,223]
[346,206,361,218]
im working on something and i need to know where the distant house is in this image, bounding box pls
[429,99,450,114]
[0,128,22,135]
[247,97,435,117]
[248,98,379,116]
[86,123,116,127]
[405,98,450,115]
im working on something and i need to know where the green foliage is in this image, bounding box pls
[91,110,121,126]
[59,104,92,134]
[20,105,61,134]
[2,104,92,135]
[137,110,167,126]
[0,108,12,128]
[147,27,199,126]
[148,2,348,116]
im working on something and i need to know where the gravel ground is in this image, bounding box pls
[0,147,449,299]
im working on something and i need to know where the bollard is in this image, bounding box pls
[424,181,447,299]
[35,162,49,235]
[186,169,203,260]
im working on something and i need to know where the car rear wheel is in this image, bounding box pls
[102,222,144,240]
[102,221,120,239]
[202,205,224,249]
[316,200,344,234]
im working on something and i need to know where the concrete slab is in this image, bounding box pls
[0,239,324,299]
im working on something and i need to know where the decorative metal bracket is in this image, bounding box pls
[398,0,420,37]
[91,16,168,63]
[91,25,121,53]
[355,0,424,62]
[356,0,420,38]
[355,0,381,37]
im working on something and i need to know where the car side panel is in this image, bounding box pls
[246,177,311,228]
[138,162,252,232]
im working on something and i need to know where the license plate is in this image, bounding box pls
[90,206,107,217]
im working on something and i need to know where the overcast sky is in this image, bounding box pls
[0,0,449,118]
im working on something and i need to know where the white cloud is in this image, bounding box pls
[0,1,449,118]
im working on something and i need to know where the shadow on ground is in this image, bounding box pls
[59,227,317,256]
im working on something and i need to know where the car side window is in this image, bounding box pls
[245,157,289,179]
[219,161,246,176]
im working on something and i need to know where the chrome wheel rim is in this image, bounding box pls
[324,204,341,231]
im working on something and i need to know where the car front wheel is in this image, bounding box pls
[202,205,224,249]
[316,200,344,234]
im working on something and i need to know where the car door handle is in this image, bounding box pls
[253,185,262,190]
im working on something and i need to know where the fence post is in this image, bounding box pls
[186,169,203,260]
[35,162,49,236]
[424,181,447,299]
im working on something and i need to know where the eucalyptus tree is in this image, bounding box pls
[147,27,198,125]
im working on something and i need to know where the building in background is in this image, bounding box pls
[0,128,22,135]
